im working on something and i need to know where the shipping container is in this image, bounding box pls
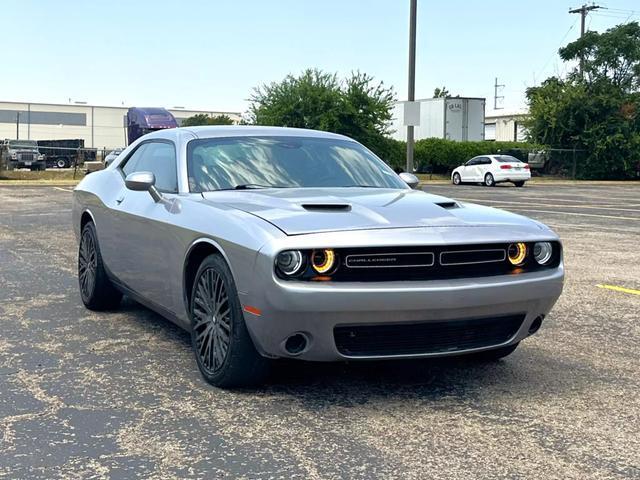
[391,97,486,142]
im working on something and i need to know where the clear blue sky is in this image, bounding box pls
[2,0,639,114]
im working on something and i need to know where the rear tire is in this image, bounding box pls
[452,173,461,185]
[484,173,495,187]
[190,254,270,388]
[514,181,525,187]
[78,222,122,310]
[471,342,519,361]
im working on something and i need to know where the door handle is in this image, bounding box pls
[116,195,125,205]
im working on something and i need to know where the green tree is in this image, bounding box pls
[433,86,450,98]
[525,22,640,179]
[181,113,234,126]
[248,68,397,160]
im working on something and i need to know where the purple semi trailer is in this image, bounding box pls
[126,107,178,145]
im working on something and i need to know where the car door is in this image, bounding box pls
[475,157,492,180]
[461,158,478,181]
[108,140,182,312]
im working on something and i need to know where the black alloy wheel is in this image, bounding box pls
[190,254,270,387]
[192,267,232,375]
[77,222,122,310]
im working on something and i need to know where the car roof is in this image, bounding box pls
[143,125,355,142]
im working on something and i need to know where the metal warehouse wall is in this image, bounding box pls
[0,101,241,149]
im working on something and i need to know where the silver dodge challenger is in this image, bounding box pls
[72,126,564,387]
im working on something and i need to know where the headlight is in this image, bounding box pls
[311,249,337,274]
[533,242,553,265]
[10,153,17,159]
[38,154,44,160]
[507,242,527,266]
[276,250,304,276]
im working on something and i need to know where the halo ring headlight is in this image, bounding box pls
[276,250,304,276]
[508,242,527,266]
[311,249,336,274]
[533,242,553,265]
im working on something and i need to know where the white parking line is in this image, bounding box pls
[454,198,640,213]
[504,207,639,221]
[52,187,74,192]
[0,211,69,217]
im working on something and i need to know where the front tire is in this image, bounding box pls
[78,222,122,310]
[452,173,461,185]
[514,181,525,187]
[484,173,495,187]
[190,254,269,388]
[56,158,68,169]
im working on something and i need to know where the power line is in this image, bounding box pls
[536,18,579,82]
[569,4,603,74]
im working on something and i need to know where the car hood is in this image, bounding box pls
[201,188,546,236]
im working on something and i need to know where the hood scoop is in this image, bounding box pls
[302,203,351,212]
[435,201,460,210]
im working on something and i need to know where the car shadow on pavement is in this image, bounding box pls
[117,298,590,404]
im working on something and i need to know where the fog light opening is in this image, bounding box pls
[528,315,544,335]
[284,333,308,355]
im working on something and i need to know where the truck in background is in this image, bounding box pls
[126,107,178,145]
[1,139,47,171]
[37,139,97,168]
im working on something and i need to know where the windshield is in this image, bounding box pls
[187,136,406,192]
[8,140,38,149]
[496,155,522,163]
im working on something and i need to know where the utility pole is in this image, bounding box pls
[569,4,602,75]
[16,111,20,140]
[494,77,504,110]
[406,0,417,173]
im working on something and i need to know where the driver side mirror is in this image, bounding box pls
[125,171,163,202]
[399,172,420,189]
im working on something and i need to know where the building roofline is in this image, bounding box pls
[0,99,241,116]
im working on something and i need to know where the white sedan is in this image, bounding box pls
[451,155,531,187]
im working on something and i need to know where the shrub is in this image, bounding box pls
[379,138,539,173]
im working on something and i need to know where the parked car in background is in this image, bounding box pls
[72,126,563,387]
[452,155,531,187]
[1,139,46,171]
[104,148,123,167]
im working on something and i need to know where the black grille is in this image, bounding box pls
[334,314,525,357]
[19,152,34,162]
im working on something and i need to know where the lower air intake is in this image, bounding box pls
[334,314,524,357]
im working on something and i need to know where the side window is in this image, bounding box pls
[481,157,492,165]
[121,142,178,193]
[121,144,148,177]
[465,158,477,166]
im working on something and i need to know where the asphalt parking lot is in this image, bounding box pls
[0,182,638,479]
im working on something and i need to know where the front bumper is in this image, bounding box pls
[241,265,564,361]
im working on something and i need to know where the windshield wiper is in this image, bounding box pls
[233,183,271,190]
[339,184,381,188]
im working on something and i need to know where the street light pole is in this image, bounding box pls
[406,0,417,173]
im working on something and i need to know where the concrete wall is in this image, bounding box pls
[0,101,242,149]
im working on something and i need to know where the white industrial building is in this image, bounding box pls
[0,100,242,149]
[484,109,529,142]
